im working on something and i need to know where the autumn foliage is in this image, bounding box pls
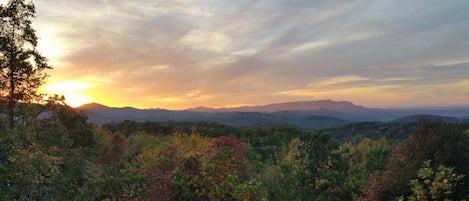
[1,103,469,201]
[97,134,129,164]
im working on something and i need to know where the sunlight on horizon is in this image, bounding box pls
[40,81,93,107]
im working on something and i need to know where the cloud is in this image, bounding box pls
[308,75,370,87]
[33,0,469,108]
[179,30,231,52]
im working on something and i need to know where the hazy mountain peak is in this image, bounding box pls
[77,100,468,127]
[77,102,109,109]
[187,106,220,112]
[187,99,366,113]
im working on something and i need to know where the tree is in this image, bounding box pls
[383,121,469,199]
[97,134,129,165]
[403,160,467,201]
[7,143,62,200]
[295,131,347,200]
[0,0,50,128]
[172,155,210,201]
[339,138,391,200]
[258,138,303,200]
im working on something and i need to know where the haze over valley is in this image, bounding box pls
[79,99,469,128]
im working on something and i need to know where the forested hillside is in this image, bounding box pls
[80,102,469,128]
[1,103,469,200]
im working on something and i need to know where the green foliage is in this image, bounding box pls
[205,147,240,180]
[3,114,469,201]
[172,157,208,200]
[88,173,150,200]
[339,137,391,200]
[323,121,417,142]
[294,131,347,200]
[169,140,267,201]
[37,104,95,149]
[404,160,467,201]
[97,134,128,164]
[103,120,242,137]
[127,131,165,156]
[3,107,469,201]
[7,143,62,200]
[384,121,469,199]
[234,178,268,201]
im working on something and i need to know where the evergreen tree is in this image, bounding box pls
[0,0,50,128]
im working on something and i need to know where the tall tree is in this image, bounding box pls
[0,0,50,128]
[295,131,347,200]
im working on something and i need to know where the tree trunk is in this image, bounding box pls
[7,24,16,129]
[8,35,15,129]
[8,54,15,129]
[8,73,14,129]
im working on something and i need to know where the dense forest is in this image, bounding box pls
[1,0,469,200]
[1,103,469,200]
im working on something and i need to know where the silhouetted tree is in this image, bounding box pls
[0,0,50,128]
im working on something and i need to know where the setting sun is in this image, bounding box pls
[62,93,92,108]
[40,81,93,107]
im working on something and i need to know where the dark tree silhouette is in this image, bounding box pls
[0,0,50,128]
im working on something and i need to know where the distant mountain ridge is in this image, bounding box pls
[79,103,112,110]
[186,100,367,113]
[77,100,469,129]
[392,114,460,123]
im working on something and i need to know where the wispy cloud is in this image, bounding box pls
[33,0,469,108]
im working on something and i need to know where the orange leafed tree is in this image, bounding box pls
[97,134,128,164]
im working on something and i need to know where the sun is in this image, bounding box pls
[62,93,92,108]
[40,81,93,107]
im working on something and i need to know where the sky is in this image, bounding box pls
[20,0,469,109]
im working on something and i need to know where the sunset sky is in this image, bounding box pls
[24,0,469,109]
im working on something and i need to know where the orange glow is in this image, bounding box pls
[40,81,93,107]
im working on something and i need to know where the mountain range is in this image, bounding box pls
[78,100,469,130]
[186,100,367,113]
